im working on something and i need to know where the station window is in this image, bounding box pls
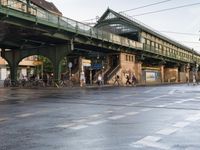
[147,40,150,45]
[126,55,128,61]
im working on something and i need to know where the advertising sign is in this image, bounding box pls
[146,72,156,82]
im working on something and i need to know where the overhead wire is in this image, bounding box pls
[120,0,172,13]
[82,0,173,22]
[159,31,200,36]
[132,2,200,17]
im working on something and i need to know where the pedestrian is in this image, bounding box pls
[131,73,137,86]
[43,73,48,87]
[193,74,196,85]
[80,72,85,87]
[125,75,131,85]
[97,74,102,86]
[113,74,120,86]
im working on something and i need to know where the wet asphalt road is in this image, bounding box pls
[0,84,200,150]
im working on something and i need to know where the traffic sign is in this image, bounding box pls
[68,62,72,68]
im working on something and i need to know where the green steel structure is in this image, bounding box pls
[0,0,199,84]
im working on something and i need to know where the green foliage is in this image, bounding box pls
[38,56,53,73]
[37,56,68,73]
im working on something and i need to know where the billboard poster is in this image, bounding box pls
[146,72,156,82]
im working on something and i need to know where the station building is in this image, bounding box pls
[91,8,200,85]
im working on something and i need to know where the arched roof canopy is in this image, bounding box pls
[95,8,195,54]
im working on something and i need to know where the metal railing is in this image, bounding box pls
[0,0,143,51]
[143,44,193,63]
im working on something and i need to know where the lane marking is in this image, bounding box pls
[104,110,113,113]
[173,122,190,128]
[125,112,139,116]
[0,117,8,122]
[146,95,168,102]
[87,120,107,125]
[89,114,102,118]
[108,115,125,120]
[16,113,34,118]
[157,105,167,108]
[157,128,178,135]
[140,108,153,112]
[144,88,157,93]
[56,123,75,128]
[74,119,87,123]
[70,125,88,130]
[168,89,176,95]
[137,136,161,142]
[173,101,184,104]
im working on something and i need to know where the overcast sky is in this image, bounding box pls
[48,0,200,52]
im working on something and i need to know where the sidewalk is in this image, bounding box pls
[0,81,187,89]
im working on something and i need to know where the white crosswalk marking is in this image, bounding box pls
[108,115,125,120]
[186,114,200,122]
[157,105,167,108]
[140,108,153,112]
[70,125,88,130]
[89,114,102,118]
[173,122,190,128]
[87,120,107,125]
[16,113,34,118]
[146,95,168,102]
[157,128,178,135]
[56,123,75,128]
[74,119,87,123]
[125,112,139,116]
[168,89,176,95]
[131,136,170,150]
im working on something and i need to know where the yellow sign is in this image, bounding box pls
[82,59,91,67]
[33,60,43,65]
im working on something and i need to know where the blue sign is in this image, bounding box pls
[92,64,102,70]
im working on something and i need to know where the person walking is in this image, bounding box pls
[113,74,120,86]
[193,74,196,86]
[97,74,102,86]
[131,73,137,86]
[125,75,131,85]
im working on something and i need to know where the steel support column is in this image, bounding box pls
[2,50,20,86]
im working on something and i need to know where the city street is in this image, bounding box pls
[0,84,200,150]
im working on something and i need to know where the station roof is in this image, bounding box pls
[31,0,62,16]
[95,8,198,54]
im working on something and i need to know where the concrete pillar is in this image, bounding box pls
[10,63,18,85]
[2,50,20,86]
[53,60,62,83]
[21,68,27,76]
[160,65,164,83]
[135,61,142,84]
[0,67,7,80]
